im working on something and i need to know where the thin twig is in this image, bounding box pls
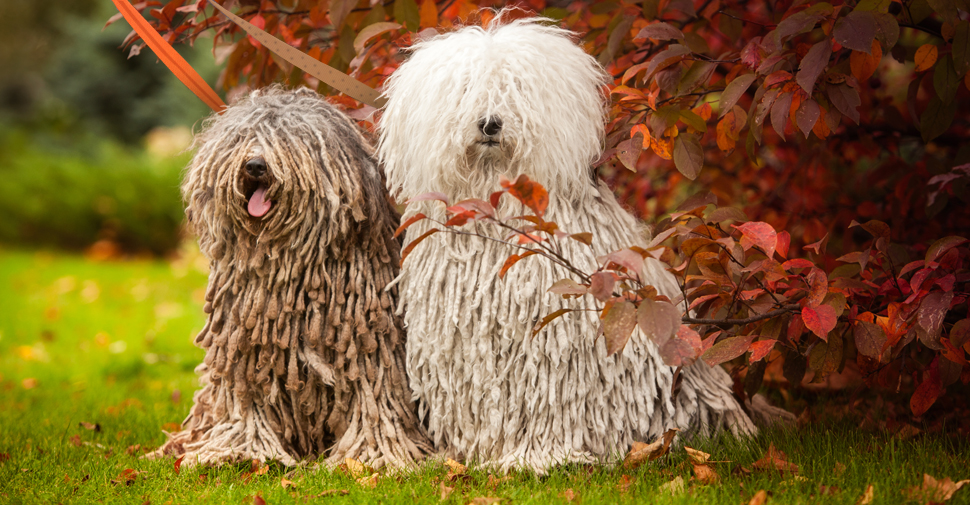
[683,304,801,325]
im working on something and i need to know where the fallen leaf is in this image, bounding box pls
[562,488,577,502]
[470,498,502,505]
[253,496,266,505]
[905,474,970,503]
[69,435,82,447]
[444,458,467,475]
[659,475,685,494]
[356,473,379,488]
[622,429,678,469]
[440,481,454,500]
[819,484,840,495]
[748,489,768,505]
[125,444,142,456]
[692,463,720,484]
[486,474,511,489]
[617,474,636,493]
[856,484,875,505]
[280,477,296,489]
[174,456,184,475]
[344,458,368,479]
[316,489,349,497]
[21,378,37,390]
[110,468,142,486]
[79,422,101,432]
[753,444,799,474]
[684,446,711,464]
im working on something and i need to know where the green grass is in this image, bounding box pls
[0,247,968,504]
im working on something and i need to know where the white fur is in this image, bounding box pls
[379,17,756,472]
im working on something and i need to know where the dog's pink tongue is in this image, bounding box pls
[248,186,272,217]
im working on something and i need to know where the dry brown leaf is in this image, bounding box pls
[469,498,502,505]
[69,435,81,447]
[345,458,369,479]
[748,489,768,505]
[834,462,846,476]
[617,474,636,493]
[622,429,678,469]
[316,489,349,497]
[79,422,101,432]
[445,458,467,475]
[659,475,685,495]
[253,496,266,505]
[561,488,577,502]
[110,468,142,486]
[856,484,875,505]
[174,455,184,475]
[280,477,296,489]
[905,474,970,503]
[684,446,711,465]
[819,484,840,495]
[440,481,454,500]
[752,444,798,474]
[692,463,720,485]
[486,474,512,489]
[356,473,379,489]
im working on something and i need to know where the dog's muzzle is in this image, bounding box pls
[243,157,273,218]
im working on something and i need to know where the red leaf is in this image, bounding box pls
[597,249,646,282]
[448,198,495,218]
[802,233,830,255]
[400,228,439,263]
[749,339,777,362]
[925,236,968,266]
[500,174,549,217]
[910,357,943,416]
[782,258,815,270]
[393,213,427,238]
[532,309,574,337]
[499,251,537,279]
[489,189,505,209]
[805,267,828,308]
[444,210,476,227]
[637,299,681,346]
[701,334,757,367]
[589,272,617,302]
[174,456,184,475]
[734,222,778,258]
[775,231,791,259]
[796,39,832,95]
[802,305,837,340]
[941,338,968,366]
[659,325,702,367]
[604,301,637,356]
[854,320,887,360]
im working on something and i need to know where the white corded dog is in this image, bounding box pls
[379,17,766,471]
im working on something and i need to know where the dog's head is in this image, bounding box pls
[379,16,609,202]
[184,86,389,260]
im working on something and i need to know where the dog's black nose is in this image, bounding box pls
[479,117,503,136]
[245,157,267,177]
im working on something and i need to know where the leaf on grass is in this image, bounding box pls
[356,473,379,488]
[79,422,101,432]
[253,496,267,505]
[561,488,577,502]
[857,484,875,505]
[617,474,636,493]
[605,301,638,356]
[748,490,769,505]
[753,444,798,473]
[110,468,142,486]
[659,476,686,494]
[280,477,297,489]
[444,458,467,475]
[622,429,678,469]
[905,474,970,503]
[317,489,350,497]
[174,455,184,475]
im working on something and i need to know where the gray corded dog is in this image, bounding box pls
[153,86,430,469]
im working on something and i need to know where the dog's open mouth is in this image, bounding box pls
[248,185,272,217]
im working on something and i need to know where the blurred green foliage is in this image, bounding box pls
[0,2,221,254]
[0,130,187,255]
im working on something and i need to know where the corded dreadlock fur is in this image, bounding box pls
[152,86,431,468]
[378,17,760,472]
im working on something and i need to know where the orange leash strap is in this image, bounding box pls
[110,0,226,113]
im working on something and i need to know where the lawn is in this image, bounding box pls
[0,247,967,504]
